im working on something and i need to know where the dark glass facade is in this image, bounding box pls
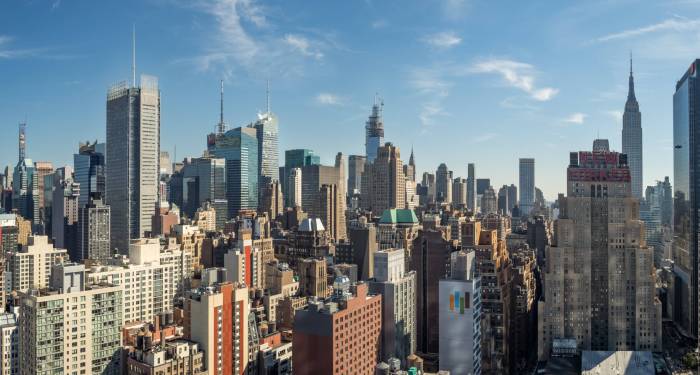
[672,59,699,337]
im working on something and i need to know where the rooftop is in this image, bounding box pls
[581,351,654,375]
[379,209,418,224]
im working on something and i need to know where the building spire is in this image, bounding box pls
[627,52,636,102]
[217,79,226,135]
[132,24,136,88]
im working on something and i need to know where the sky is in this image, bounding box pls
[1,0,698,200]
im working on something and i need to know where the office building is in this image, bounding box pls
[51,168,80,257]
[481,185,497,215]
[106,75,160,254]
[286,167,302,208]
[452,178,467,207]
[361,143,406,215]
[622,56,643,199]
[411,228,453,362]
[538,141,661,359]
[298,258,327,298]
[74,141,106,207]
[519,158,535,216]
[18,264,122,375]
[282,149,319,207]
[209,127,258,217]
[180,156,227,220]
[293,282,382,375]
[365,99,385,162]
[348,154,366,195]
[672,59,700,337]
[467,163,476,212]
[435,163,452,204]
[260,178,284,220]
[476,178,490,196]
[348,219,378,280]
[7,235,67,293]
[250,109,279,186]
[439,250,481,375]
[77,193,111,262]
[368,249,416,366]
[224,229,264,290]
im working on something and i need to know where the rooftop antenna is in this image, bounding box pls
[630,51,633,75]
[266,79,270,114]
[217,80,226,135]
[132,24,136,87]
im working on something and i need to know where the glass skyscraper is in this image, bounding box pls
[252,112,279,184]
[210,127,259,217]
[519,158,535,216]
[672,59,699,337]
[105,76,160,254]
[73,142,105,207]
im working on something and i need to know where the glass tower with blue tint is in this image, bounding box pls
[672,59,700,338]
[73,142,105,207]
[210,127,258,217]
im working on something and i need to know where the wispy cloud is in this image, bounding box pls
[441,0,468,19]
[564,112,587,124]
[470,59,558,101]
[284,34,324,59]
[596,17,700,42]
[408,67,452,129]
[604,110,623,123]
[315,93,343,105]
[421,31,461,49]
[0,35,63,60]
[176,0,327,79]
[371,19,388,29]
[474,132,498,142]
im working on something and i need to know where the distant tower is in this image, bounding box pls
[622,54,643,198]
[18,123,26,162]
[365,96,385,163]
[105,29,160,254]
[519,158,535,215]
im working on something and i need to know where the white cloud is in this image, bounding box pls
[418,102,447,130]
[596,17,700,42]
[470,59,558,101]
[564,112,587,124]
[316,93,343,105]
[178,0,326,78]
[474,132,498,142]
[284,34,324,59]
[371,19,388,29]
[604,110,623,123]
[421,32,462,49]
[441,0,468,19]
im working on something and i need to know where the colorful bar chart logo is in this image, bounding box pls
[448,291,470,314]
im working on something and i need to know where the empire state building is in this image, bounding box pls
[622,56,643,198]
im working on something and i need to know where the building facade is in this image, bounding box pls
[622,57,643,199]
[518,158,535,216]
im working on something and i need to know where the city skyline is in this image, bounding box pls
[1,1,696,199]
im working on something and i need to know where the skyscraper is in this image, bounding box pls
[348,155,366,195]
[622,56,643,199]
[467,163,476,212]
[77,193,111,262]
[287,167,302,207]
[360,143,406,215]
[369,248,416,367]
[12,123,40,225]
[209,127,259,217]
[435,163,452,204]
[282,149,320,206]
[519,158,535,215]
[365,98,385,162]
[51,167,80,257]
[106,73,160,254]
[251,109,279,186]
[538,140,661,358]
[74,141,106,207]
[672,59,700,337]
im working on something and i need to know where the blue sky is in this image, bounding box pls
[0,0,698,199]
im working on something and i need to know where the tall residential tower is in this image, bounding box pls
[365,98,385,163]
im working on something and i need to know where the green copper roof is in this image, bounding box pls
[379,209,418,224]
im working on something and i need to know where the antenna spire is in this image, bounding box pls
[132,24,136,87]
[630,51,633,75]
[217,80,226,135]
[266,79,270,114]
